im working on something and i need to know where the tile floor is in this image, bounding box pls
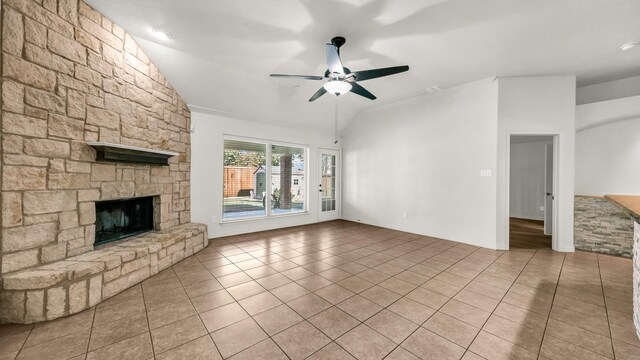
[1,220,638,359]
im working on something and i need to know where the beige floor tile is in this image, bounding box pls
[238,292,282,315]
[385,347,421,360]
[210,318,268,358]
[481,314,544,352]
[235,259,265,271]
[306,342,356,360]
[492,302,548,331]
[244,265,279,279]
[0,324,32,358]
[216,271,253,288]
[296,274,333,291]
[549,304,610,337]
[612,339,640,360]
[151,315,207,354]
[309,307,360,340]
[365,309,419,344]
[282,266,315,281]
[315,284,355,304]
[469,331,537,360]
[200,302,249,333]
[226,280,266,300]
[273,321,331,360]
[25,309,94,347]
[86,332,153,360]
[229,339,288,360]
[287,293,332,318]
[144,287,189,310]
[147,299,197,329]
[183,278,224,298]
[545,319,613,358]
[89,312,149,351]
[540,334,611,360]
[210,264,242,277]
[453,289,500,313]
[439,299,491,328]
[155,335,221,360]
[406,287,450,309]
[255,273,291,290]
[356,269,391,284]
[338,276,375,293]
[17,331,89,360]
[94,298,145,326]
[252,304,303,335]
[394,270,431,286]
[178,270,215,286]
[190,289,235,314]
[401,328,466,360]
[336,324,396,360]
[422,278,462,297]
[270,282,310,302]
[424,312,480,348]
[336,295,383,322]
[388,297,436,324]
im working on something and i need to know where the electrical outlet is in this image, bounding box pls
[211,215,216,223]
[539,206,545,211]
[480,170,492,177]
[402,212,408,219]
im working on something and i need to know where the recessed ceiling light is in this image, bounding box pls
[425,86,441,94]
[620,42,639,51]
[151,27,171,40]
[292,85,300,90]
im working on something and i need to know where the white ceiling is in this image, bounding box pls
[86,0,640,133]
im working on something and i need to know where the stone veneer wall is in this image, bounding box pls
[574,196,635,257]
[0,0,191,276]
[634,221,640,340]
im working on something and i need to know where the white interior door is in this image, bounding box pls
[544,143,554,236]
[318,149,340,222]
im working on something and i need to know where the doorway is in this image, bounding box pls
[508,135,554,249]
[318,149,340,222]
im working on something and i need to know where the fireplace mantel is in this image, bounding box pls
[86,142,179,165]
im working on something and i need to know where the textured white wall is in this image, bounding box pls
[576,117,640,196]
[342,79,500,249]
[497,76,576,252]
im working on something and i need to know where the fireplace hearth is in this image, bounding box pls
[95,197,155,245]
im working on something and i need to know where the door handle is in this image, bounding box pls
[319,190,324,192]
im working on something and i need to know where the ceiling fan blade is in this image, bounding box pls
[308,87,327,102]
[350,82,377,100]
[270,74,324,80]
[326,44,344,76]
[351,65,409,82]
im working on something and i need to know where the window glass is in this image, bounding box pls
[223,139,267,219]
[271,144,305,215]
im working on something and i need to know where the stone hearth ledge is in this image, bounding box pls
[0,223,207,324]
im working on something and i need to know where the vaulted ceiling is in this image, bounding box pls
[87,0,640,133]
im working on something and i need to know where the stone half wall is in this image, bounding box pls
[634,221,640,340]
[0,0,192,276]
[574,196,635,257]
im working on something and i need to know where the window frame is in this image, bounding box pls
[221,135,309,223]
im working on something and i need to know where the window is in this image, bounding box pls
[223,138,306,220]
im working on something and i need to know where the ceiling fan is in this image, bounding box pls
[270,36,409,102]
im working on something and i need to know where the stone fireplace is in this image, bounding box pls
[0,0,207,323]
[94,196,155,246]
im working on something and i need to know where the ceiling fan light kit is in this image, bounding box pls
[270,36,409,102]
[324,80,352,95]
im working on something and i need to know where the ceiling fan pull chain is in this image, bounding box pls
[334,97,339,144]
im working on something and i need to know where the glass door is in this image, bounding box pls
[318,149,340,222]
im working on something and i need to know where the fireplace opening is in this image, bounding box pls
[95,196,154,246]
